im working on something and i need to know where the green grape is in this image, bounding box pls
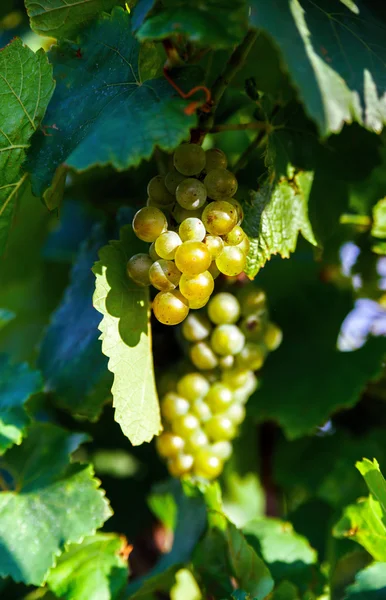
[205,148,227,172]
[216,246,246,276]
[155,231,182,260]
[180,271,214,303]
[161,392,190,421]
[223,225,246,246]
[156,432,185,458]
[153,290,189,325]
[204,235,224,258]
[236,235,250,256]
[222,368,250,390]
[126,253,152,287]
[179,217,206,242]
[185,429,209,452]
[149,241,161,261]
[168,453,194,477]
[175,241,212,276]
[193,449,223,479]
[236,342,266,370]
[202,201,238,236]
[172,413,200,437]
[173,203,206,224]
[205,382,233,413]
[210,324,245,356]
[264,322,283,351]
[211,441,232,460]
[189,296,211,309]
[204,169,238,200]
[208,292,240,325]
[205,415,236,441]
[233,371,258,403]
[165,169,185,194]
[176,178,207,211]
[182,313,212,342]
[240,314,266,341]
[177,373,210,401]
[147,175,174,205]
[191,398,212,422]
[190,341,218,370]
[132,206,167,242]
[174,143,206,176]
[227,198,244,225]
[149,259,181,291]
[238,287,267,316]
[226,403,246,425]
[218,354,234,370]
[208,261,220,280]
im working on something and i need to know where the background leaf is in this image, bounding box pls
[344,562,386,598]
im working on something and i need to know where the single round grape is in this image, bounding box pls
[190,341,218,370]
[227,198,244,225]
[208,261,220,280]
[236,342,266,370]
[226,403,246,425]
[205,148,227,172]
[218,354,234,370]
[126,253,152,287]
[189,296,211,309]
[174,241,212,276]
[176,178,207,211]
[149,259,181,291]
[177,373,210,401]
[165,169,185,194]
[179,217,206,242]
[180,271,214,303]
[174,143,206,176]
[236,236,250,256]
[156,432,185,458]
[132,207,167,242]
[193,449,223,479]
[210,324,245,356]
[240,314,265,341]
[222,368,250,390]
[173,203,206,224]
[264,322,283,351]
[205,415,236,442]
[202,201,238,236]
[161,392,190,421]
[204,169,238,200]
[153,290,189,325]
[149,241,161,261]
[223,225,246,246]
[204,235,224,258]
[208,292,241,325]
[172,413,200,437]
[233,371,259,403]
[185,429,209,452]
[216,246,246,276]
[238,288,267,316]
[182,313,211,342]
[191,398,212,422]
[155,231,182,260]
[168,453,194,477]
[211,441,232,460]
[147,175,174,206]
[205,382,233,413]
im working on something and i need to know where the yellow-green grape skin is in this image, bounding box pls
[204,169,238,200]
[227,198,244,225]
[240,314,266,341]
[208,292,241,325]
[218,354,234,370]
[204,235,224,259]
[205,382,233,413]
[193,449,223,479]
[149,259,181,291]
[174,241,212,276]
[211,441,232,460]
[190,341,219,370]
[210,324,245,356]
[176,178,207,211]
[177,372,210,401]
[173,203,206,224]
[132,207,167,242]
[165,169,185,194]
[236,235,250,256]
[168,453,194,477]
[126,253,152,287]
[182,313,212,342]
[264,322,283,351]
[155,231,182,260]
[238,288,267,316]
[174,143,206,176]
[226,403,246,426]
[185,429,209,453]
[179,271,214,303]
[147,175,174,206]
[223,225,246,246]
[202,201,238,236]
[208,261,220,280]
[153,290,189,325]
[216,246,246,277]
[192,398,212,422]
[189,296,211,309]
[205,148,227,172]
[161,392,190,422]
[172,413,200,437]
[156,432,185,458]
[222,368,250,390]
[205,415,236,442]
[179,218,206,242]
[233,370,258,399]
[149,241,161,262]
[236,342,266,371]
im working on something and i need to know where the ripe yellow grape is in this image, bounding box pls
[149,259,181,291]
[175,241,212,276]
[168,453,194,477]
[176,178,207,210]
[205,382,233,413]
[191,398,212,422]
[179,218,206,242]
[207,292,241,325]
[210,324,245,356]
[185,429,209,452]
[215,246,246,276]
[236,342,266,371]
[179,271,214,303]
[147,175,174,206]
[132,206,167,242]
[236,235,250,256]
[226,403,246,425]
[205,415,236,441]
[126,253,152,287]
[238,287,267,316]
[190,341,219,370]
[156,432,185,458]
[202,201,238,236]
[182,313,212,342]
[193,449,223,479]
[204,235,224,258]
[222,368,251,389]
[161,392,190,421]
[204,168,238,200]
[155,231,182,260]
[205,148,227,172]
[177,373,210,401]
[227,198,244,225]
[218,355,235,370]
[188,296,211,309]
[211,441,232,460]
[264,322,283,351]
[165,169,185,194]
[223,225,246,246]
[174,143,206,176]
[172,413,200,437]
[153,290,189,325]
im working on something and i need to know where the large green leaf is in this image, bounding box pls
[250,0,386,136]
[93,224,161,445]
[0,422,111,585]
[357,458,386,516]
[344,562,386,599]
[0,355,41,454]
[0,38,54,255]
[28,7,200,197]
[47,533,128,600]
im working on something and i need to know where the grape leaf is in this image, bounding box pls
[357,458,386,517]
[0,422,111,585]
[93,224,161,445]
[0,38,54,256]
[39,224,112,421]
[0,355,41,454]
[250,0,386,136]
[344,562,386,598]
[27,7,200,197]
[271,581,300,600]
[25,0,123,39]
[47,533,128,600]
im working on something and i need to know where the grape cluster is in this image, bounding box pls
[156,287,282,480]
[127,144,249,326]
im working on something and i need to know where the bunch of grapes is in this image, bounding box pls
[156,287,282,480]
[127,143,249,326]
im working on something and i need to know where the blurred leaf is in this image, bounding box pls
[271,581,300,600]
[42,164,67,211]
[357,458,386,516]
[171,569,201,600]
[344,562,386,598]
[0,310,15,330]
